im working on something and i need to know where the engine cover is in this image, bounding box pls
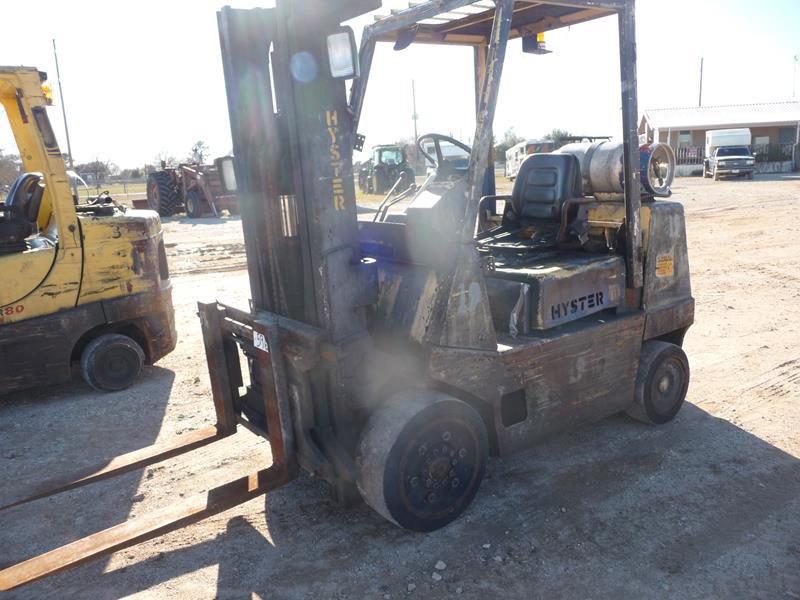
[486,253,625,334]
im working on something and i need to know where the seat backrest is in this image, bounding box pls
[510,153,581,221]
[6,172,44,223]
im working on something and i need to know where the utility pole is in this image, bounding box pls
[411,79,419,142]
[52,39,74,168]
[411,79,419,165]
[793,54,799,99]
[698,57,704,107]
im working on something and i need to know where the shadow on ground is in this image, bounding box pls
[0,367,175,593]
[12,401,798,599]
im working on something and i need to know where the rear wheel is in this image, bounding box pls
[625,341,690,425]
[184,188,205,218]
[147,171,178,216]
[80,333,145,392]
[357,390,488,532]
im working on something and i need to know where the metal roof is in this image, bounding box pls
[641,101,800,130]
[368,0,617,46]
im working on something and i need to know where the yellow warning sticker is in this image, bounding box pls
[655,252,674,278]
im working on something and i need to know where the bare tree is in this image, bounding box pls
[0,147,21,189]
[154,151,178,169]
[189,140,210,164]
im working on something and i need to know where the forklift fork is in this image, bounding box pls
[0,302,299,591]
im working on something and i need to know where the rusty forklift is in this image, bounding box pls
[0,0,693,589]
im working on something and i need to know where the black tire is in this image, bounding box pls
[747,171,754,180]
[184,188,205,218]
[625,341,690,425]
[80,333,145,392]
[147,171,179,217]
[227,203,240,216]
[357,390,488,532]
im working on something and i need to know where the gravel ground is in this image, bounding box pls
[1,174,799,599]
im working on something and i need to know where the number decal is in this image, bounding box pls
[0,304,24,322]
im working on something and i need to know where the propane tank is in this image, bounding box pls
[556,139,675,199]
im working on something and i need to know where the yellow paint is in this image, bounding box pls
[655,252,674,278]
[325,109,346,211]
[0,67,167,326]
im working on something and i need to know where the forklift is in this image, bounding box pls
[0,0,693,589]
[0,67,176,394]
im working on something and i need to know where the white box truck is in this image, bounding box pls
[704,128,755,180]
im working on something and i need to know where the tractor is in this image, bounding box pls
[358,144,415,194]
[144,157,239,218]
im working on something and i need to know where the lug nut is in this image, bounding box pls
[442,431,452,442]
[410,476,420,487]
[433,448,440,456]
[458,448,467,458]
[451,459,458,466]
[427,492,437,503]
[452,478,460,488]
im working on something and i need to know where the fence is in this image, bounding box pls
[675,143,795,165]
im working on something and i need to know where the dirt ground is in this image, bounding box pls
[1,174,799,599]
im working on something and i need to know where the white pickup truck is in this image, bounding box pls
[703,128,756,180]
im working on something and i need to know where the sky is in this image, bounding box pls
[0,0,798,168]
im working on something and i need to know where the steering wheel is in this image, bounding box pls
[416,133,471,172]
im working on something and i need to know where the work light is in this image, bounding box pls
[327,27,359,79]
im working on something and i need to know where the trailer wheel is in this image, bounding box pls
[357,390,488,532]
[625,341,690,425]
[147,171,178,216]
[185,188,205,218]
[80,333,145,392]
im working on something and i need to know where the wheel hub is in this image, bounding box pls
[399,422,478,514]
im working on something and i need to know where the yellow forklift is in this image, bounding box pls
[0,0,693,589]
[0,67,176,393]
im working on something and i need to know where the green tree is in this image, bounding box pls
[495,127,525,159]
[543,128,573,148]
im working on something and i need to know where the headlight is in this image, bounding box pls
[327,28,359,79]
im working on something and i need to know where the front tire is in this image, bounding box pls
[357,390,488,532]
[185,188,205,218]
[80,333,145,392]
[625,341,690,425]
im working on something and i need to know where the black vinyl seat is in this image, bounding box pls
[0,173,45,255]
[505,153,582,224]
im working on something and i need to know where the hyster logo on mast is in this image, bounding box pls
[326,109,346,211]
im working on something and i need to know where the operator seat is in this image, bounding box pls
[0,173,46,255]
[503,153,582,229]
